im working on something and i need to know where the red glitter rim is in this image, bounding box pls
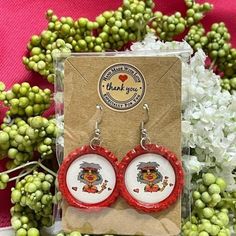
[58,145,119,210]
[118,144,184,213]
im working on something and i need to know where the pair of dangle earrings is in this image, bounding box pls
[58,104,184,212]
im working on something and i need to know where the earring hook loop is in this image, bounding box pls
[140,103,151,150]
[90,104,103,150]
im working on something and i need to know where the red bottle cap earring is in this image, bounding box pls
[118,104,184,212]
[58,105,119,210]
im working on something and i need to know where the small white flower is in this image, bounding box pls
[182,155,205,174]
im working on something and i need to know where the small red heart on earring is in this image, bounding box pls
[119,74,128,83]
[72,187,78,191]
[133,188,139,193]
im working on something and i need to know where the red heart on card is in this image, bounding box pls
[119,74,128,83]
[72,187,78,191]
[133,188,139,193]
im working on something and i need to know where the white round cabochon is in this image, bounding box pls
[66,154,116,204]
[125,153,176,204]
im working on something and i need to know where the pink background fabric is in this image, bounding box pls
[0,0,236,227]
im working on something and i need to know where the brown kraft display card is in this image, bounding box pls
[62,55,182,236]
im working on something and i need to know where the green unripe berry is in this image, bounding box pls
[0,131,9,142]
[11,219,22,230]
[0,182,7,189]
[211,193,221,204]
[16,228,27,236]
[42,181,51,191]
[201,192,211,203]
[8,148,18,159]
[230,78,236,89]
[94,45,102,52]
[202,207,214,218]
[208,184,221,194]
[19,97,29,108]
[218,49,226,57]
[6,91,15,100]
[31,35,41,46]
[20,216,29,224]
[11,189,22,203]
[27,183,37,193]
[199,184,207,193]
[25,106,34,116]
[0,173,9,183]
[217,212,229,226]
[0,82,6,92]
[193,191,201,200]
[195,199,205,209]
[215,178,226,192]
[176,23,185,33]
[27,228,40,236]
[37,61,46,70]
[19,86,28,96]
[211,225,220,235]
[87,21,95,30]
[12,84,21,94]
[96,15,106,26]
[61,24,70,34]
[203,173,216,186]
[31,47,41,56]
[187,9,195,17]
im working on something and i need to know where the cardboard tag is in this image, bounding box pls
[62,55,182,235]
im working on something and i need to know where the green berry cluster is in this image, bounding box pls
[182,173,231,236]
[186,22,236,91]
[218,46,236,90]
[0,116,57,169]
[9,170,63,236]
[11,205,44,236]
[186,24,208,50]
[0,173,9,189]
[23,0,154,83]
[11,204,41,236]
[206,23,231,60]
[151,11,186,41]
[11,171,54,217]
[10,170,55,236]
[151,0,212,41]
[11,181,52,236]
[0,82,51,117]
[185,0,213,26]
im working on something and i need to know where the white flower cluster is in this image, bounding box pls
[131,34,236,190]
[182,50,236,190]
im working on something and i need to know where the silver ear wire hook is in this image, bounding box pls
[141,103,149,130]
[95,104,103,128]
[140,103,151,150]
[90,104,103,150]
